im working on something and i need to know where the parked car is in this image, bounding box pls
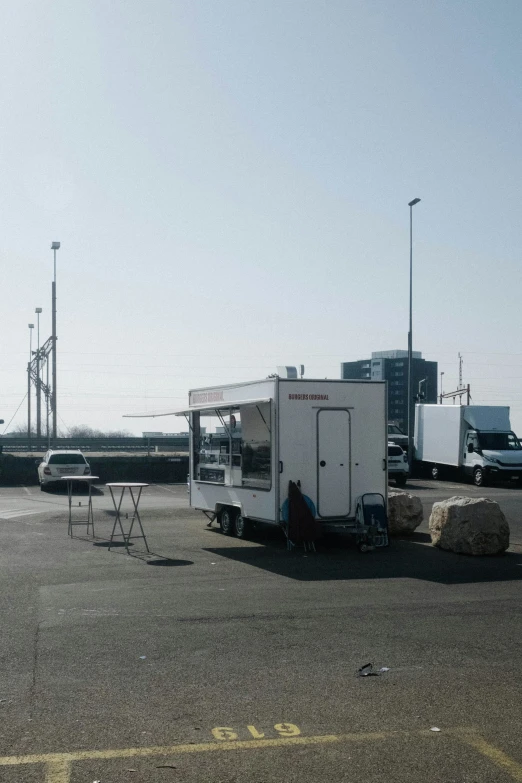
[37,449,91,490]
[388,422,408,449]
[388,442,409,486]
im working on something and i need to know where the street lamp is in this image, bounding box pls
[51,242,60,440]
[35,308,42,437]
[28,324,34,440]
[439,371,444,404]
[407,198,421,466]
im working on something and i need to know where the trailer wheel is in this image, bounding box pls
[395,475,407,487]
[431,464,439,480]
[473,467,486,487]
[234,514,251,539]
[219,507,236,536]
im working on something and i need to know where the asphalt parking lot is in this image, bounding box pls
[0,479,521,782]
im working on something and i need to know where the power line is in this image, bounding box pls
[2,392,28,434]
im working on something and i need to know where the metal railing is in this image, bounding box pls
[0,436,190,453]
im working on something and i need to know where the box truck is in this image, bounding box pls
[165,377,388,540]
[414,404,522,486]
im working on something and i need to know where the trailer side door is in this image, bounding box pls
[317,408,351,517]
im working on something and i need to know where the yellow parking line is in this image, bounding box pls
[45,758,71,783]
[0,731,391,769]
[456,730,522,782]
[4,727,522,783]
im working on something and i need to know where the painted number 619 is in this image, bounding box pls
[211,723,301,741]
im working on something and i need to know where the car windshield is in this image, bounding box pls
[48,454,87,465]
[388,445,404,456]
[388,425,405,435]
[478,432,521,451]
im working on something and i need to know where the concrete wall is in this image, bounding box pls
[0,454,189,486]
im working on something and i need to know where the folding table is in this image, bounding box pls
[106,482,150,554]
[61,475,100,537]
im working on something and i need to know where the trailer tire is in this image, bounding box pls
[473,467,486,487]
[234,514,251,539]
[219,507,236,536]
[395,475,407,487]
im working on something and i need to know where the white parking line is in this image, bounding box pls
[153,484,184,494]
[0,509,49,520]
[22,486,32,496]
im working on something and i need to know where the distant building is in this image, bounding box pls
[341,350,438,433]
[142,430,191,437]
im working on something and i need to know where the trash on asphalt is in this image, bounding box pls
[357,663,380,677]
[156,764,177,769]
[139,656,147,659]
[430,727,441,732]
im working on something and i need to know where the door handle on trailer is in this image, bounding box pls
[279,461,283,473]
[383,459,387,470]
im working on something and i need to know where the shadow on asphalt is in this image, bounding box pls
[146,558,193,567]
[41,484,105,496]
[204,532,522,584]
[398,482,440,491]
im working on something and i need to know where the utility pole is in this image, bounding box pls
[458,352,463,389]
[51,242,60,440]
[46,351,51,448]
[407,197,421,465]
[28,323,34,442]
[35,308,42,437]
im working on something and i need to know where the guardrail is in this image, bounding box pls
[0,436,190,453]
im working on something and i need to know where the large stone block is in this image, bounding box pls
[387,491,423,536]
[429,496,509,555]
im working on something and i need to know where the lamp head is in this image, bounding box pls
[29,323,34,329]
[35,307,42,314]
[51,241,61,250]
[408,198,421,207]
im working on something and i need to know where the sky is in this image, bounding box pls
[1,0,522,436]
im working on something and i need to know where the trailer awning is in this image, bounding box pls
[123,397,272,418]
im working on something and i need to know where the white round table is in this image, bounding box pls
[106,482,150,554]
[61,475,100,537]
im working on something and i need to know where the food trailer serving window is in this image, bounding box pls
[184,398,272,490]
[240,403,271,489]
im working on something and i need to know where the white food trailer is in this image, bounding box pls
[168,377,388,540]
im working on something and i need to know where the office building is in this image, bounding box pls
[341,350,438,433]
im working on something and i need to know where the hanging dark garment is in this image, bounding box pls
[287,480,322,544]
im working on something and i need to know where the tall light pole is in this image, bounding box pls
[35,308,42,437]
[28,323,34,441]
[407,198,421,465]
[51,242,60,440]
[439,371,444,404]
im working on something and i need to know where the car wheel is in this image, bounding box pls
[431,464,439,480]
[395,475,407,487]
[474,467,486,487]
[219,507,236,536]
[234,514,251,539]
